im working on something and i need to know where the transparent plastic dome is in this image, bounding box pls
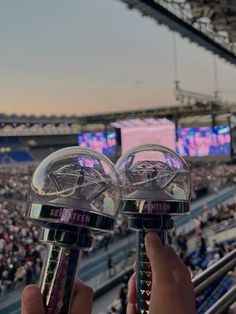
[27,147,121,223]
[116,144,191,212]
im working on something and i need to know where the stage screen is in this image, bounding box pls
[120,119,176,152]
[78,131,116,157]
[176,126,231,157]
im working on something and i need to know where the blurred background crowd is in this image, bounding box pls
[0,163,235,300]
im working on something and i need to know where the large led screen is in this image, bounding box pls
[176,126,231,157]
[78,131,116,157]
[121,119,176,153]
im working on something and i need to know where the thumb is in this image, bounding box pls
[21,285,45,314]
[145,232,174,290]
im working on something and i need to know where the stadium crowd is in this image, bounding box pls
[190,162,236,199]
[106,200,236,313]
[176,201,236,275]
[0,162,235,297]
[0,201,43,295]
[0,200,131,296]
[0,163,236,202]
[0,165,35,201]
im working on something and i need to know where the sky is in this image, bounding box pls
[0,0,236,116]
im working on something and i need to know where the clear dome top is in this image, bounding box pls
[116,144,191,203]
[28,147,121,218]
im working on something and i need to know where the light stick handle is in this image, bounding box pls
[137,230,166,314]
[40,244,82,314]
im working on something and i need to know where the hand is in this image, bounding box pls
[127,232,196,314]
[21,280,93,314]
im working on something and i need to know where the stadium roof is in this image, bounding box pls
[0,113,79,124]
[0,101,235,129]
[119,0,236,65]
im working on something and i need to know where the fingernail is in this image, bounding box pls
[145,232,160,251]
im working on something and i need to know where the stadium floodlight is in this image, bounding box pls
[116,144,191,314]
[26,147,121,314]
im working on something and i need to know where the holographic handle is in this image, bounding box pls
[137,231,166,314]
[40,244,82,314]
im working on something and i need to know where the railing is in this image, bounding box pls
[108,248,236,313]
[94,248,236,314]
[205,286,236,314]
[192,248,236,296]
[193,248,236,313]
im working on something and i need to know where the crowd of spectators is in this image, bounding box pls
[0,162,235,298]
[0,201,43,295]
[190,162,236,199]
[0,165,35,201]
[0,163,236,202]
[0,201,131,295]
[0,165,132,295]
[106,238,236,314]
[176,201,236,277]
[106,199,236,313]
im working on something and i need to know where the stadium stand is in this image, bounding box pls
[0,159,235,312]
[1,0,236,313]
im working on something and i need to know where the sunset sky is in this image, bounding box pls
[0,0,236,117]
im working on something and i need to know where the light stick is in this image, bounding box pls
[26,147,121,314]
[116,144,191,314]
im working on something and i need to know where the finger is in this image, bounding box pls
[166,246,196,312]
[127,273,136,304]
[70,280,94,314]
[145,232,174,288]
[166,246,192,284]
[127,303,136,314]
[21,285,45,314]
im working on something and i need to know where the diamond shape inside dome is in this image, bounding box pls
[126,160,177,189]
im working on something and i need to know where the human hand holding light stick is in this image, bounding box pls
[127,232,196,314]
[26,147,121,314]
[116,144,191,314]
[21,280,94,314]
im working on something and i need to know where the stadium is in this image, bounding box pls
[0,1,236,314]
